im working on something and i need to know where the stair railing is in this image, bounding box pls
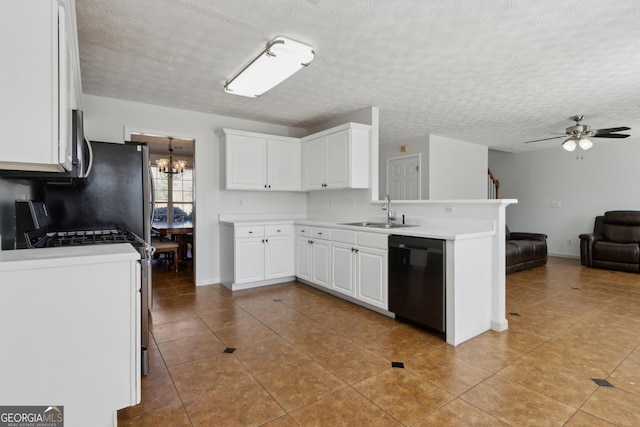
[488,168,500,199]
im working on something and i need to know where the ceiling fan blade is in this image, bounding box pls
[593,127,631,135]
[523,135,564,144]
[591,133,630,139]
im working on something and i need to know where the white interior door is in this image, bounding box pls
[387,154,420,200]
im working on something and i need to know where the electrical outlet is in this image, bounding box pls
[238,198,244,207]
[444,206,455,214]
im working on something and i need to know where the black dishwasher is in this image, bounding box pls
[388,235,445,335]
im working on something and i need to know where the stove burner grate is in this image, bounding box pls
[45,229,140,247]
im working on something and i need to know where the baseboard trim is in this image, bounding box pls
[548,252,580,259]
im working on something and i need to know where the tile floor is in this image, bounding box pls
[118,257,640,426]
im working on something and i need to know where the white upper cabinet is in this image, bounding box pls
[0,0,80,172]
[225,132,267,190]
[267,138,302,191]
[302,123,371,190]
[223,122,370,193]
[223,129,302,191]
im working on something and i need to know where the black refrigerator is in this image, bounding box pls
[45,141,153,375]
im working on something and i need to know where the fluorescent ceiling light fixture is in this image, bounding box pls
[224,36,314,97]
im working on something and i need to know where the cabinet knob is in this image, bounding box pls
[317,232,323,235]
[249,231,253,234]
[264,184,267,188]
[265,238,269,243]
[268,185,271,188]
[277,229,281,233]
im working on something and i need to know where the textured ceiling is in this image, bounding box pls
[76,0,640,152]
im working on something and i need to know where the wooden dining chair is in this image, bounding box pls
[151,236,180,271]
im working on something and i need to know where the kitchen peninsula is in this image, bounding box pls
[220,209,510,346]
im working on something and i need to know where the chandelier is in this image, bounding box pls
[156,137,186,177]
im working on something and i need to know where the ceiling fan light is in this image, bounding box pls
[562,138,577,152]
[578,137,593,150]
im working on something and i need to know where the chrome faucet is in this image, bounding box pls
[382,194,397,224]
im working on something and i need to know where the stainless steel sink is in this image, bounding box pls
[341,222,419,229]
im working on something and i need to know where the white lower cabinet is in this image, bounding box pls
[265,233,295,279]
[330,232,388,310]
[331,241,356,297]
[222,223,295,290]
[0,245,140,427]
[355,245,388,309]
[295,235,312,282]
[235,237,265,284]
[295,226,331,289]
[311,237,331,288]
[298,226,389,311]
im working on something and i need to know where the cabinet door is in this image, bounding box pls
[326,131,350,188]
[267,139,302,191]
[296,236,312,281]
[312,239,331,288]
[356,247,388,309]
[0,1,66,172]
[235,238,265,284]
[331,242,356,297]
[265,235,294,279]
[58,3,72,171]
[226,134,267,190]
[302,137,326,190]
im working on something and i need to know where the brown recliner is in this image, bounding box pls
[505,226,548,274]
[579,211,640,273]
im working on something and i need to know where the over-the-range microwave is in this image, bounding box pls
[0,110,93,185]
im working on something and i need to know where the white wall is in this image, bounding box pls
[429,135,488,200]
[489,139,640,257]
[83,95,308,285]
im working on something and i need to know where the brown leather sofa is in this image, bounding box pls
[505,226,548,274]
[579,211,640,273]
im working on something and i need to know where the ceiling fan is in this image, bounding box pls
[524,115,630,151]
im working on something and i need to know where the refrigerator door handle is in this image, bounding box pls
[149,168,156,225]
[83,137,94,178]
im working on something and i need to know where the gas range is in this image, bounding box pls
[43,229,143,247]
[23,227,148,260]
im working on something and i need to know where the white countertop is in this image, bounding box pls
[220,217,495,240]
[297,219,494,240]
[0,244,140,272]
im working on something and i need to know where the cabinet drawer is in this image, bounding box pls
[356,232,388,249]
[312,227,331,240]
[265,224,293,236]
[296,225,312,237]
[235,226,265,238]
[331,229,356,244]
